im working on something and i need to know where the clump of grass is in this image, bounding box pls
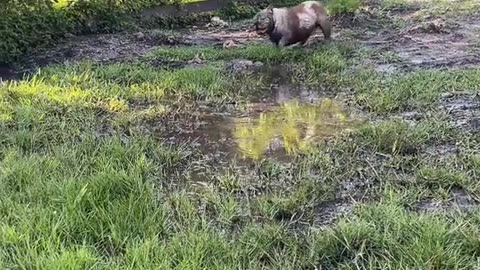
[354,69,480,113]
[216,2,259,20]
[148,45,307,63]
[3,61,248,110]
[464,152,480,177]
[356,118,456,155]
[380,0,414,9]
[327,0,362,15]
[306,45,349,74]
[313,196,480,269]
[416,165,469,190]
[411,148,480,195]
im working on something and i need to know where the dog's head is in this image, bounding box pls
[254,6,274,35]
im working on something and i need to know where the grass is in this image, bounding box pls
[356,117,457,154]
[353,69,480,113]
[2,0,480,267]
[148,45,308,63]
[2,43,480,268]
[381,0,480,17]
[148,42,356,63]
[53,0,204,9]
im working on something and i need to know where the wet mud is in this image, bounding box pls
[154,81,363,168]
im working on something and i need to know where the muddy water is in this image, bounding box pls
[233,99,357,160]
[163,81,363,182]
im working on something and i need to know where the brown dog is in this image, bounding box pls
[254,1,331,47]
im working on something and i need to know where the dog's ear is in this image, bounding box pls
[266,4,274,14]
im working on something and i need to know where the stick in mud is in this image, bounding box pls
[253,0,332,48]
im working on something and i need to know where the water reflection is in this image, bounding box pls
[232,98,357,160]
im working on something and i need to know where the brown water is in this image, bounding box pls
[163,84,363,169]
[233,98,357,160]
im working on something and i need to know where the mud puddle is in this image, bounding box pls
[158,82,364,182]
[233,99,359,160]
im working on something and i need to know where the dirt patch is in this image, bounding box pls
[20,33,160,70]
[415,187,480,213]
[313,200,355,227]
[424,144,460,162]
[440,92,480,131]
[183,24,263,46]
[1,20,263,79]
[367,14,480,71]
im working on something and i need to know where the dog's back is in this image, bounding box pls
[272,1,331,46]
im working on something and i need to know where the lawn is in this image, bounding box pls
[1,0,480,268]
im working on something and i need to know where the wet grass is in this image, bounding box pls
[2,1,480,268]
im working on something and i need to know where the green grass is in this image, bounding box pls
[2,3,480,267]
[354,69,480,113]
[326,0,361,15]
[380,0,480,18]
[1,87,479,268]
[149,42,356,63]
[148,45,308,63]
[356,117,457,155]
[315,197,480,269]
